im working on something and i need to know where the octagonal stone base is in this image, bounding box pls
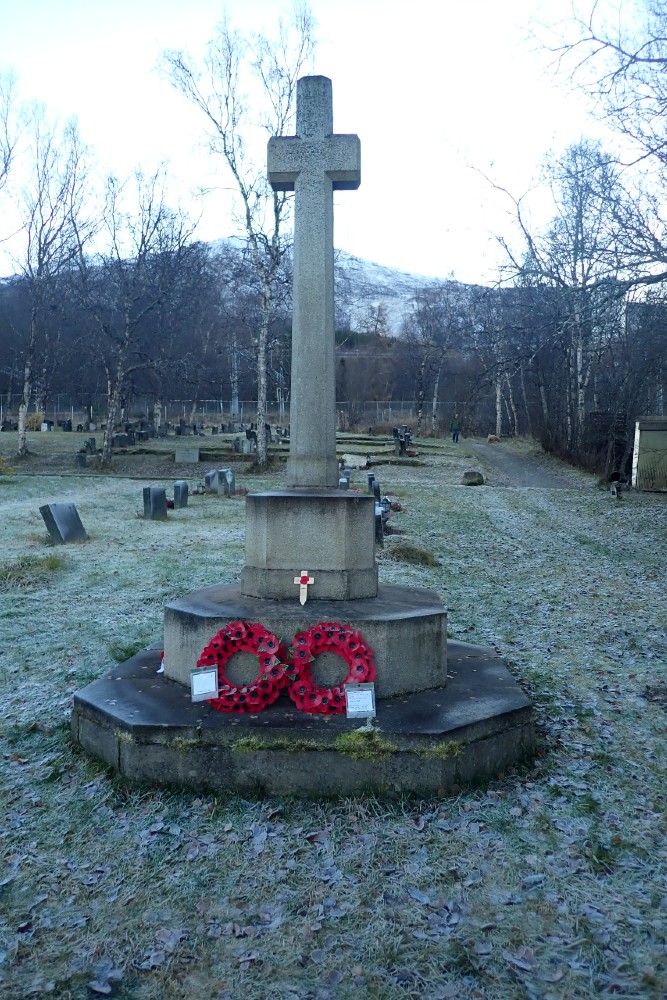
[163,583,447,700]
[71,641,535,797]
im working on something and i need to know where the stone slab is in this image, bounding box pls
[39,502,87,544]
[163,582,447,698]
[71,641,534,796]
[175,447,199,463]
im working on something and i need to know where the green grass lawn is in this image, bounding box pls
[1,436,666,999]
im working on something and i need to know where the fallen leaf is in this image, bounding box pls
[87,981,112,996]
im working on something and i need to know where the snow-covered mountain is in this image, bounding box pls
[211,236,471,337]
[334,250,444,335]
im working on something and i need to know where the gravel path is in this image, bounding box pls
[465,438,595,490]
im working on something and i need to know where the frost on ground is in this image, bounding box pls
[0,439,666,1000]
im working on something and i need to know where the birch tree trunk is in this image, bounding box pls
[431,359,443,435]
[101,366,124,467]
[415,361,426,434]
[495,378,503,437]
[230,328,240,419]
[520,363,533,437]
[255,283,270,467]
[17,305,38,457]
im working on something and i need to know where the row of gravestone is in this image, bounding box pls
[204,468,236,495]
[143,482,190,520]
[336,466,390,547]
[393,426,413,456]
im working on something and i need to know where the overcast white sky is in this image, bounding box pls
[0,0,609,283]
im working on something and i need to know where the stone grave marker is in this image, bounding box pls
[74,452,87,469]
[143,486,168,520]
[221,468,235,496]
[173,481,188,509]
[367,472,375,493]
[205,470,220,493]
[174,446,199,464]
[39,503,88,544]
[374,504,384,546]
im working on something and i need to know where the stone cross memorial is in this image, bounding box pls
[268,75,360,488]
[73,72,534,800]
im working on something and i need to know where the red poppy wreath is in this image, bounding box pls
[196,620,287,713]
[285,621,376,715]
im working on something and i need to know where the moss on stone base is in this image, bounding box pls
[334,729,397,761]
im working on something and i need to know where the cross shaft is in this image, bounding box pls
[267,75,360,488]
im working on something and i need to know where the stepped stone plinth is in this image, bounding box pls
[163,583,446,699]
[240,490,377,600]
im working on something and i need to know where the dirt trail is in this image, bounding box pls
[465,438,594,489]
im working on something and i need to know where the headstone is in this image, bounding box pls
[374,505,384,546]
[367,472,375,493]
[268,75,360,487]
[85,437,97,455]
[211,425,219,435]
[173,481,189,509]
[232,437,242,454]
[205,470,220,493]
[372,480,381,501]
[242,439,253,455]
[342,453,368,469]
[221,468,235,496]
[143,486,168,519]
[39,503,88,544]
[174,446,199,464]
[338,476,349,490]
[75,452,87,468]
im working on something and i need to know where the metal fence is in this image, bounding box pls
[4,397,468,431]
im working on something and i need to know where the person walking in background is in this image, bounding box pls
[450,413,461,443]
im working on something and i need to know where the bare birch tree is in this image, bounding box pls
[497,139,628,451]
[12,111,88,457]
[0,72,20,198]
[162,3,315,466]
[74,168,196,467]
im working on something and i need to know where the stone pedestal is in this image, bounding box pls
[163,583,446,699]
[240,490,377,600]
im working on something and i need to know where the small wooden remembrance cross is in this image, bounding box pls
[294,571,314,605]
[267,76,360,489]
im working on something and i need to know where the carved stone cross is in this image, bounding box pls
[268,76,360,488]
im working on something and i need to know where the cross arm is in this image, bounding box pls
[267,134,361,192]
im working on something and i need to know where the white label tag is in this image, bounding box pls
[190,667,219,701]
[344,683,376,718]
